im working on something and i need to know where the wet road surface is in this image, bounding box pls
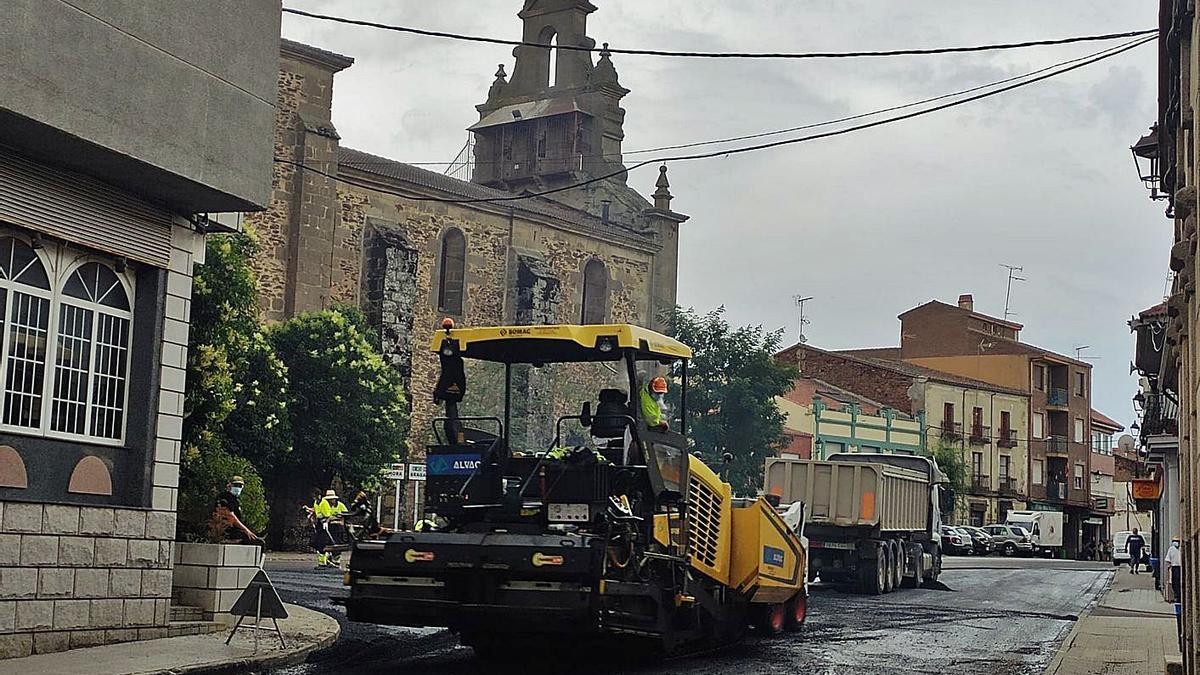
[263,556,1112,675]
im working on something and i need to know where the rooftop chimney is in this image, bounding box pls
[958,294,974,312]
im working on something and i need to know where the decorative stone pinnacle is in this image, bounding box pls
[653,164,673,209]
[493,64,508,83]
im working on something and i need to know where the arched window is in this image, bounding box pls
[539,26,558,88]
[581,259,608,325]
[0,238,51,429]
[548,34,558,87]
[438,229,466,315]
[51,262,132,440]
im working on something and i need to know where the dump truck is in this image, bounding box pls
[344,323,808,657]
[764,453,948,594]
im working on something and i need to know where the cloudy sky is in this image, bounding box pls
[282,1,1165,427]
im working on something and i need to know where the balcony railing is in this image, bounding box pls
[940,421,962,440]
[997,430,1017,448]
[969,425,991,445]
[1141,391,1179,437]
[1046,436,1069,455]
[998,477,1018,495]
[1047,481,1069,501]
[1048,388,1069,406]
[970,474,991,492]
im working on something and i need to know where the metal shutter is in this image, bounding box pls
[0,147,173,268]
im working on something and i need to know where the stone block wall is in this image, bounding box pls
[0,503,176,658]
[171,543,263,624]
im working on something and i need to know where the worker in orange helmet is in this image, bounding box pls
[639,374,670,430]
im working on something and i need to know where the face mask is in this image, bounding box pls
[230,486,243,496]
[1173,541,1180,548]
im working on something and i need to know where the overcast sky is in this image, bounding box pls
[283,1,1165,429]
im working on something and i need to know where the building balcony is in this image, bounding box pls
[997,431,1017,448]
[970,475,991,493]
[940,421,962,442]
[1046,481,1069,501]
[1140,391,1179,437]
[1042,436,1070,456]
[968,425,991,445]
[998,477,1018,496]
[1047,388,1069,407]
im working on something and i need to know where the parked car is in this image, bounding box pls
[983,523,1035,556]
[1112,530,1132,566]
[962,526,993,555]
[940,525,972,555]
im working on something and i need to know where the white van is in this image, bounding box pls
[1112,530,1132,566]
[1006,511,1064,555]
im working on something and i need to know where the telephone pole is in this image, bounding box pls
[1000,264,1026,322]
[793,295,813,344]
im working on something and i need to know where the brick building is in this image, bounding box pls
[776,377,924,460]
[251,1,685,522]
[0,1,279,657]
[777,343,1029,526]
[890,295,1097,555]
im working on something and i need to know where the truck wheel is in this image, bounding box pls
[784,592,807,631]
[860,546,886,595]
[756,603,786,636]
[890,541,903,591]
[883,545,896,593]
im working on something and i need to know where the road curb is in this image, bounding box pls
[168,603,340,675]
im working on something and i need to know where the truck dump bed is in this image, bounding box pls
[765,457,930,532]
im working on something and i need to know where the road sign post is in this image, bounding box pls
[408,462,426,526]
[385,462,405,530]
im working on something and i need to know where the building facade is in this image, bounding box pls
[252,2,685,524]
[892,295,1097,556]
[1089,410,1123,556]
[777,343,1030,526]
[776,377,924,459]
[0,1,279,657]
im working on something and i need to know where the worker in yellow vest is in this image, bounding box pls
[313,489,348,568]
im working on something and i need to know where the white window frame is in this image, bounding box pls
[0,241,54,434]
[0,233,135,447]
[1032,412,1044,439]
[1032,459,1044,485]
[43,256,135,446]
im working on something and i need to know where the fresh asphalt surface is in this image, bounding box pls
[263,555,1113,675]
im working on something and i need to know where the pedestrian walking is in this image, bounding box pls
[1166,536,1183,601]
[1126,527,1147,574]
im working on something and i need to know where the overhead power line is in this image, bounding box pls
[275,35,1153,204]
[315,37,1149,169]
[282,7,1155,60]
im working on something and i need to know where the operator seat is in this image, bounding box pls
[590,389,630,438]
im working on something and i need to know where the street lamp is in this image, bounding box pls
[1131,125,1165,200]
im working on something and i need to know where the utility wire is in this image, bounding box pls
[345,36,1147,168]
[282,7,1155,60]
[277,35,1153,204]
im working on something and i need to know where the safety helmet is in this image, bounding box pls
[650,376,668,394]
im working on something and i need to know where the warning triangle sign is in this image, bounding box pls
[229,570,289,619]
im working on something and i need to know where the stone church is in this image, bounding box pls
[248,1,686,466]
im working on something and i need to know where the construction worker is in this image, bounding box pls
[313,489,349,568]
[213,475,260,545]
[639,374,670,430]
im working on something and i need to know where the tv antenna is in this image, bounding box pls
[1000,264,1026,322]
[1074,345,1100,361]
[793,295,813,343]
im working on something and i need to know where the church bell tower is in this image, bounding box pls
[470,0,631,198]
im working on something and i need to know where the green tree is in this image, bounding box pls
[181,230,285,539]
[927,440,968,518]
[666,306,797,495]
[264,307,409,545]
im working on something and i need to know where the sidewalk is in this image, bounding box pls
[1045,568,1183,675]
[2,602,338,675]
